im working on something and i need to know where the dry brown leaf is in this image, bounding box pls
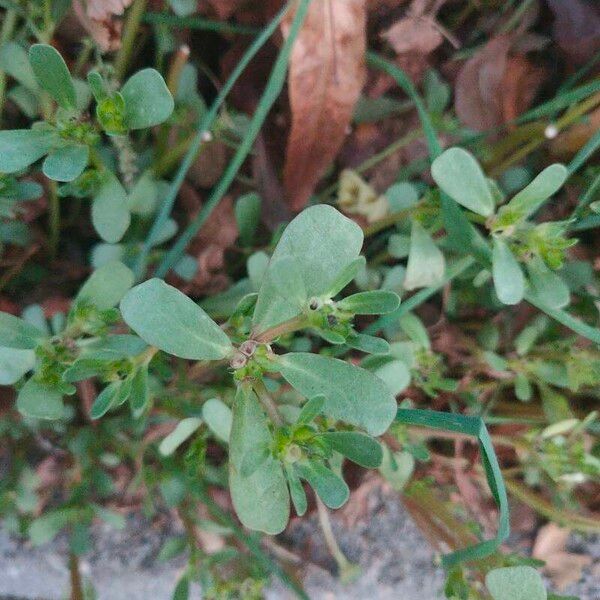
[283,0,367,211]
[547,0,600,66]
[500,55,546,125]
[382,16,443,55]
[73,0,133,51]
[533,522,593,590]
[455,36,545,131]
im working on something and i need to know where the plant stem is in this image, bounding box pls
[135,1,294,280]
[253,379,283,426]
[254,315,308,343]
[69,552,84,600]
[315,497,357,580]
[48,181,60,260]
[114,0,148,81]
[153,0,311,279]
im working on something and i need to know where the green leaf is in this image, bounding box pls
[202,398,232,443]
[325,256,366,296]
[0,347,35,385]
[129,367,149,416]
[17,379,64,420]
[504,164,568,219]
[338,290,399,315]
[91,174,131,244]
[120,279,233,360]
[90,382,121,419]
[253,205,364,333]
[485,566,547,600]
[527,259,570,309]
[278,352,397,436]
[29,44,76,110]
[42,143,88,182]
[492,237,525,305]
[0,312,46,349]
[346,333,390,355]
[431,147,494,217]
[235,192,261,246]
[121,68,175,129]
[0,129,56,173]
[297,395,326,425]
[320,431,383,468]
[75,261,134,310]
[403,221,445,290]
[172,576,190,600]
[0,42,38,91]
[378,446,414,491]
[285,464,307,516]
[229,386,289,534]
[296,461,349,509]
[373,359,411,396]
[29,508,79,546]
[159,417,203,455]
[514,373,532,402]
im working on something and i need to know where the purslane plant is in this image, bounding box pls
[0,204,511,570]
[0,43,174,245]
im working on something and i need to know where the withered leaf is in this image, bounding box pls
[73,0,133,52]
[283,0,367,211]
[455,36,545,131]
[381,16,443,55]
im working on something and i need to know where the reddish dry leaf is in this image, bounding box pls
[455,36,545,131]
[283,0,367,210]
[533,523,592,590]
[381,16,442,55]
[500,54,546,125]
[73,0,133,51]
[547,0,600,66]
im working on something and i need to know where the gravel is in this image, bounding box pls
[0,487,598,600]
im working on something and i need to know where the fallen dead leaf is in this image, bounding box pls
[283,0,367,210]
[547,0,600,66]
[382,16,442,55]
[72,0,133,52]
[533,522,593,590]
[455,35,545,131]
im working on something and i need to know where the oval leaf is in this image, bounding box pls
[0,347,35,385]
[17,379,64,420]
[0,312,46,349]
[42,144,88,182]
[338,290,399,315]
[431,147,494,216]
[403,221,445,290]
[202,398,232,443]
[29,44,76,110]
[492,237,525,305]
[121,68,174,129]
[75,261,134,310]
[296,461,349,509]
[253,205,364,333]
[278,352,396,436]
[120,278,232,360]
[229,387,290,534]
[92,174,131,243]
[506,163,568,219]
[0,129,55,173]
[320,431,383,468]
[485,566,547,600]
[159,417,203,456]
